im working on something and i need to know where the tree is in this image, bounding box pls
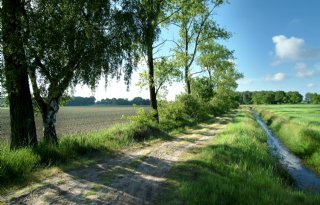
[135,0,171,122]
[1,0,38,148]
[305,92,312,103]
[210,60,243,111]
[138,57,182,99]
[171,0,229,94]
[310,93,320,104]
[240,91,253,105]
[286,91,302,104]
[274,91,286,104]
[191,77,214,101]
[24,0,140,144]
[193,40,242,111]
[65,96,96,106]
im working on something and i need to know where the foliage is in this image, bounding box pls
[239,91,304,105]
[158,94,209,131]
[286,91,303,104]
[96,97,151,106]
[171,0,230,93]
[191,77,214,101]
[160,110,320,204]
[138,57,182,98]
[22,0,141,143]
[305,93,320,104]
[65,96,96,106]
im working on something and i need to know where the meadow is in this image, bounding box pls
[160,109,320,204]
[0,106,147,143]
[255,104,320,174]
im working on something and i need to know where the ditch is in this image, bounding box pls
[253,111,320,192]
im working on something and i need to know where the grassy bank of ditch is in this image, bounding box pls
[160,109,320,205]
[255,107,320,175]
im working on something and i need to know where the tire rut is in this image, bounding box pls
[3,115,232,205]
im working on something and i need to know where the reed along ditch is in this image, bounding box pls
[253,112,320,192]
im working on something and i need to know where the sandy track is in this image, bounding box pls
[3,115,232,205]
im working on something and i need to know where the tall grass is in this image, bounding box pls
[256,108,320,174]
[160,110,320,205]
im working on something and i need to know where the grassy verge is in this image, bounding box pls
[255,107,320,174]
[160,109,320,205]
[0,121,170,194]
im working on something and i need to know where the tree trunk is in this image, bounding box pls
[41,98,60,145]
[185,65,191,94]
[2,0,38,149]
[147,41,159,123]
[185,27,191,95]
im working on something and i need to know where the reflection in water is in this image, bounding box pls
[253,112,320,192]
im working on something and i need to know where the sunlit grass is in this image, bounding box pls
[160,109,320,205]
[255,105,320,174]
[0,122,165,194]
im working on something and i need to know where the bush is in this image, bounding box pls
[159,94,210,131]
[126,108,164,141]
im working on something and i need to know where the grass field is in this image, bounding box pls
[0,106,147,143]
[255,104,320,131]
[255,104,320,174]
[160,109,320,204]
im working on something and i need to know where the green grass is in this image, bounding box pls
[160,109,320,205]
[255,105,320,174]
[0,121,167,194]
[255,104,320,131]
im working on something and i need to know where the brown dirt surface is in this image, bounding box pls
[2,115,232,205]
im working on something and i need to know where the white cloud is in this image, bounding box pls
[264,73,286,81]
[306,83,317,88]
[272,35,320,64]
[272,35,304,61]
[237,78,252,85]
[294,63,315,77]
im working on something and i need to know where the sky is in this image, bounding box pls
[75,0,320,100]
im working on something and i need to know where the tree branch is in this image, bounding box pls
[28,67,47,112]
[153,39,167,49]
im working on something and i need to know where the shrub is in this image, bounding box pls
[158,94,210,131]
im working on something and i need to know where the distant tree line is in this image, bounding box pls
[64,96,150,106]
[305,93,320,104]
[238,91,304,104]
[96,97,150,106]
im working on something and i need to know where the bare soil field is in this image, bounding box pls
[0,106,146,142]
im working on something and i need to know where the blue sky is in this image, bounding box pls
[75,0,320,100]
[215,0,320,95]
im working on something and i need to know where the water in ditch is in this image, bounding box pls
[253,112,320,192]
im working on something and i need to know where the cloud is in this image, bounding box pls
[295,63,315,77]
[264,73,286,81]
[272,35,320,64]
[237,78,252,85]
[272,35,304,61]
[306,83,317,88]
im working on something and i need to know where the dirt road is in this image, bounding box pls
[3,115,231,205]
